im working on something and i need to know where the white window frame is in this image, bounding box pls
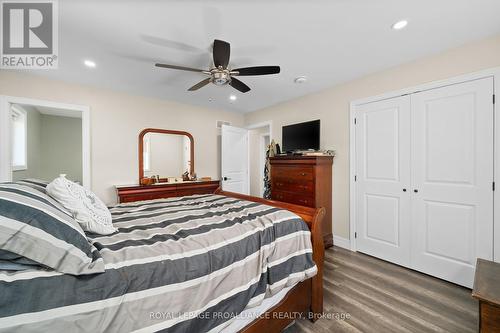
[10,105,28,171]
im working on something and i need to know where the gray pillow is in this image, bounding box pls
[0,250,45,271]
[0,182,105,275]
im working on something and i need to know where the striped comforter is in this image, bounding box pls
[0,194,317,332]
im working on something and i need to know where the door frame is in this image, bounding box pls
[246,120,273,197]
[349,67,500,262]
[0,95,91,188]
[246,120,273,140]
[259,132,270,196]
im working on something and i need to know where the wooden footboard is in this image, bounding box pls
[215,190,325,331]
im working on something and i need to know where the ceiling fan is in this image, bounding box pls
[155,39,280,93]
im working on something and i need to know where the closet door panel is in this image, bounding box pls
[411,77,494,287]
[355,96,411,266]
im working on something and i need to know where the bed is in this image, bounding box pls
[0,186,324,332]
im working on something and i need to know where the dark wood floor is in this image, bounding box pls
[288,247,478,333]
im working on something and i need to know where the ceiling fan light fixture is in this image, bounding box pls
[212,70,230,86]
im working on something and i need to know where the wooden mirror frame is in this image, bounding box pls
[138,128,195,183]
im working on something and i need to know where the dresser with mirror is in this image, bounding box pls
[115,128,219,203]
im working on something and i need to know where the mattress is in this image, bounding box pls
[0,194,316,332]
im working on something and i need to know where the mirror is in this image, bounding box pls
[139,128,194,184]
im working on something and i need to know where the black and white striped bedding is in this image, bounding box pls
[0,194,317,333]
[0,182,104,275]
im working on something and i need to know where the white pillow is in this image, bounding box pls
[47,175,117,235]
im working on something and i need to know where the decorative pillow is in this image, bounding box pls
[0,182,104,275]
[47,175,117,235]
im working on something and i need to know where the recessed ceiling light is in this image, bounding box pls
[84,60,96,68]
[229,95,237,101]
[392,20,408,30]
[294,76,307,84]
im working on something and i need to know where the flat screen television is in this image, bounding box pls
[282,120,320,152]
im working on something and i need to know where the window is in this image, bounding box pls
[11,106,27,171]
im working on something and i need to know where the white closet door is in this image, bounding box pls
[355,96,412,266]
[411,77,494,287]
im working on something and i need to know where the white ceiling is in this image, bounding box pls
[19,0,500,113]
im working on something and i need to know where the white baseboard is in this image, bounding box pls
[333,235,351,250]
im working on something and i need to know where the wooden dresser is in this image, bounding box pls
[472,259,500,332]
[116,180,220,203]
[270,155,333,248]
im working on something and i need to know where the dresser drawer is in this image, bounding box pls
[271,166,314,181]
[272,180,314,194]
[272,191,315,207]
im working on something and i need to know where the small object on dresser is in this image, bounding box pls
[140,177,154,186]
[200,177,211,181]
[182,171,190,181]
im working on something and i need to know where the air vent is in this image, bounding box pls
[216,120,231,129]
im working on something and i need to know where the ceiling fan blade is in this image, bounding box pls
[141,34,204,53]
[188,78,211,91]
[155,63,207,73]
[213,39,230,68]
[229,77,251,93]
[232,66,280,76]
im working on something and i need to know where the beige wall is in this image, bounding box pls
[244,34,500,239]
[39,114,83,183]
[0,71,244,204]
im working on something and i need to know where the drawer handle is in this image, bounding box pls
[300,172,306,176]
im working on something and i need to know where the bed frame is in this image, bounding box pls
[216,190,325,332]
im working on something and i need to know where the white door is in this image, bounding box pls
[355,96,412,266]
[411,78,494,287]
[221,124,249,194]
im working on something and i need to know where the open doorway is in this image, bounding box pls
[0,96,90,187]
[247,121,272,198]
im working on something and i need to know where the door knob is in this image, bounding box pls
[403,188,407,192]
[414,189,418,193]
[223,177,231,181]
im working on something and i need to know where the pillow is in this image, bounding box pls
[0,249,45,271]
[0,182,104,275]
[46,175,117,235]
[17,178,49,191]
